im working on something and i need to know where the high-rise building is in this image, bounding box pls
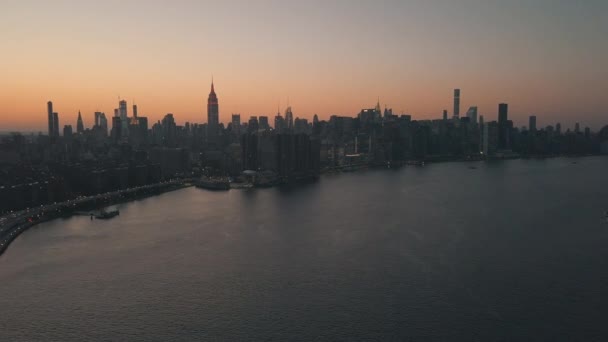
[52,112,59,138]
[99,113,108,136]
[231,114,241,136]
[575,122,580,133]
[498,103,509,150]
[94,111,102,127]
[77,110,84,133]
[259,116,270,130]
[47,101,54,137]
[207,80,219,138]
[442,110,448,121]
[133,103,138,118]
[498,103,508,123]
[529,115,537,132]
[274,114,285,132]
[119,100,128,119]
[466,106,478,124]
[285,106,294,130]
[248,116,259,133]
[556,123,562,135]
[453,89,460,119]
[63,125,73,139]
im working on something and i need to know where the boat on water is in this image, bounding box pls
[195,178,230,191]
[95,208,119,219]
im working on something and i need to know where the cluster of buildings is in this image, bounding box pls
[1,84,607,213]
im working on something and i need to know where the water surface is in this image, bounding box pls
[1,157,608,341]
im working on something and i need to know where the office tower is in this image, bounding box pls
[529,115,537,132]
[466,106,478,124]
[479,115,484,126]
[294,117,309,133]
[575,122,580,133]
[231,114,241,135]
[313,114,319,125]
[443,110,448,121]
[119,100,128,119]
[133,104,138,118]
[77,110,84,133]
[556,123,562,135]
[63,125,73,139]
[47,101,54,137]
[285,106,294,130]
[274,114,285,132]
[111,116,122,140]
[498,103,508,123]
[162,113,177,146]
[94,112,102,127]
[248,116,259,133]
[259,116,270,130]
[207,80,219,138]
[99,113,108,136]
[498,103,509,150]
[119,100,129,137]
[52,112,59,138]
[453,89,460,119]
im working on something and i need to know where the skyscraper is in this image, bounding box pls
[231,114,241,136]
[47,101,54,137]
[99,113,108,136]
[498,103,509,150]
[498,103,508,123]
[285,106,294,130]
[119,100,128,120]
[52,112,59,138]
[259,116,270,130]
[63,125,73,139]
[453,89,460,119]
[529,115,537,132]
[207,79,219,138]
[466,106,478,124]
[133,103,138,118]
[77,110,84,133]
[119,100,129,137]
[442,110,448,121]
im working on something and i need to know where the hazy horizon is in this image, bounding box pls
[1,0,607,131]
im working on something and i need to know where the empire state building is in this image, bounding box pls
[207,79,219,138]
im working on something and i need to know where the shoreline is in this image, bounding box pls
[0,180,191,257]
[1,154,605,257]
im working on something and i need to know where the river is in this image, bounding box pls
[1,157,607,341]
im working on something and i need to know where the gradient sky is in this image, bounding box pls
[1,0,607,131]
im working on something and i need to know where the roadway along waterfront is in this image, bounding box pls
[0,180,190,256]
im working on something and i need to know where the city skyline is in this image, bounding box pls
[1,0,607,131]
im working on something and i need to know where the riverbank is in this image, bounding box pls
[0,180,191,257]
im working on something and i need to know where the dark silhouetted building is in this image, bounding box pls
[77,111,84,134]
[498,103,509,149]
[47,101,54,137]
[466,106,478,124]
[453,89,460,119]
[207,80,219,139]
[529,115,537,132]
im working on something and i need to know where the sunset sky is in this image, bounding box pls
[1,0,607,131]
